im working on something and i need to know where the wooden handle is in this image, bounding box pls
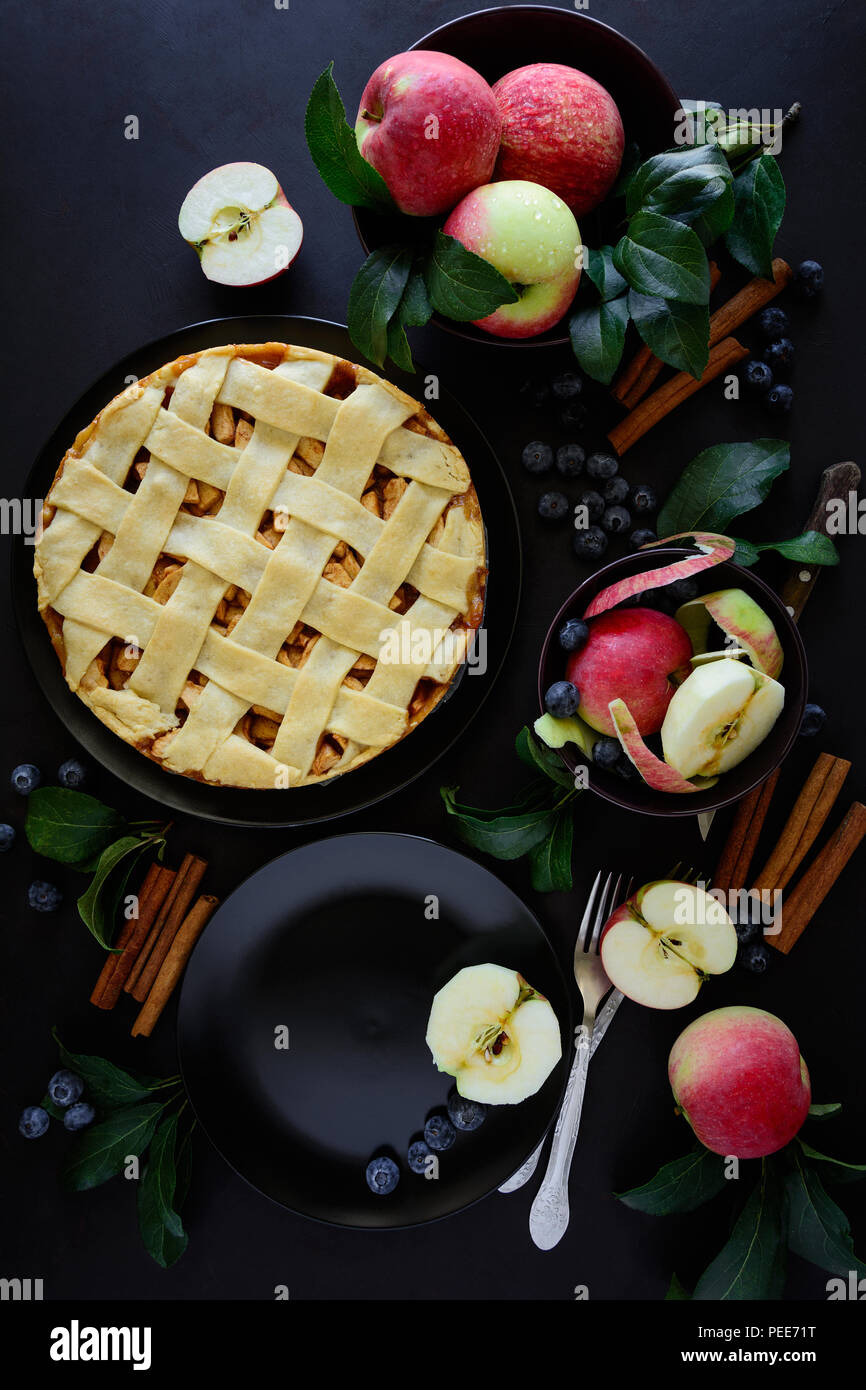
[779,461,861,621]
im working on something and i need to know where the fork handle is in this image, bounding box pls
[528,1024,592,1250]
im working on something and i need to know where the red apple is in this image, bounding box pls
[669,1006,812,1159]
[354,51,501,217]
[492,63,624,218]
[567,608,692,737]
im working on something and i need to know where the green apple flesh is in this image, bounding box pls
[608,698,714,793]
[534,711,597,758]
[425,963,561,1104]
[675,588,784,679]
[600,881,736,1009]
[661,658,784,778]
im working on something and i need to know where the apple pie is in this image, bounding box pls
[34,343,487,789]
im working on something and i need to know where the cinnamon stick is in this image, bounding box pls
[124,852,203,995]
[128,854,208,1002]
[91,866,176,1010]
[131,894,220,1037]
[706,258,792,347]
[752,753,851,893]
[89,862,162,1007]
[613,263,722,409]
[713,769,780,893]
[769,803,866,954]
[607,336,749,456]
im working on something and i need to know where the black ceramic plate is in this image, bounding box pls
[13,316,520,827]
[177,834,572,1228]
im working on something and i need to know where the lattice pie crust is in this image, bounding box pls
[34,344,487,789]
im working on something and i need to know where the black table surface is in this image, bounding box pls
[3,0,864,1301]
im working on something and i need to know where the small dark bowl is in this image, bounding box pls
[353,5,680,348]
[538,549,808,818]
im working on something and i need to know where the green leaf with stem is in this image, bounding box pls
[569,294,629,384]
[424,232,518,322]
[657,439,789,536]
[529,810,574,892]
[724,153,785,279]
[692,1160,787,1300]
[613,212,710,305]
[617,1145,730,1215]
[304,63,394,211]
[25,787,125,866]
[786,1151,866,1276]
[628,291,710,378]
[347,245,413,367]
[63,1103,165,1192]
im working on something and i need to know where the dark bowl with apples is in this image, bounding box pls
[353,5,680,348]
[537,547,808,818]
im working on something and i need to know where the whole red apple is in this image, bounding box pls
[493,63,624,218]
[669,1006,812,1159]
[567,607,692,737]
[355,51,501,217]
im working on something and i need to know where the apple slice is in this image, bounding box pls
[661,659,784,778]
[534,710,597,758]
[689,647,748,666]
[178,162,303,286]
[608,698,716,793]
[425,964,561,1105]
[675,588,784,678]
[583,533,735,620]
[601,880,737,1010]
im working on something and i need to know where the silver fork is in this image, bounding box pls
[529,870,629,1251]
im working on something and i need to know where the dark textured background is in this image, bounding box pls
[2,0,864,1301]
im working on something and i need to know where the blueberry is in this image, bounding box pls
[614,754,637,781]
[586,452,619,482]
[28,881,62,913]
[742,359,774,394]
[551,371,583,401]
[630,483,657,515]
[603,475,630,504]
[602,505,631,535]
[666,577,699,605]
[756,306,790,340]
[739,942,770,975]
[365,1154,399,1194]
[800,702,826,737]
[558,618,589,652]
[643,591,677,616]
[64,1102,95,1132]
[407,1140,433,1175]
[519,378,550,409]
[48,1069,84,1108]
[764,384,793,415]
[522,441,554,474]
[630,528,658,550]
[545,680,580,718]
[592,737,621,770]
[576,489,605,523]
[555,443,585,478]
[11,764,41,795]
[447,1090,486,1131]
[572,525,608,561]
[19,1105,50,1139]
[559,401,588,432]
[424,1113,456,1152]
[58,758,87,790]
[538,491,570,522]
[762,338,794,371]
[734,916,761,946]
[0,823,14,852]
[793,259,824,299]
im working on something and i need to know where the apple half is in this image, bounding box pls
[426,964,561,1105]
[583,533,735,620]
[661,658,785,778]
[178,162,303,286]
[601,881,737,1010]
[675,588,784,679]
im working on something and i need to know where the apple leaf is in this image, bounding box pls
[515,726,575,790]
[440,786,561,860]
[628,290,710,378]
[25,786,125,866]
[62,1102,166,1192]
[724,153,785,279]
[665,1272,692,1300]
[424,232,518,322]
[584,246,627,301]
[733,530,840,569]
[785,1153,866,1277]
[528,811,574,892]
[613,212,710,305]
[347,245,413,367]
[569,294,629,385]
[385,266,433,372]
[693,1164,787,1300]
[626,143,732,224]
[304,63,395,211]
[798,1140,866,1184]
[617,1145,729,1215]
[657,439,790,536]
[808,1102,843,1120]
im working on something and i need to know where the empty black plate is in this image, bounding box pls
[177,834,572,1228]
[13,315,520,827]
